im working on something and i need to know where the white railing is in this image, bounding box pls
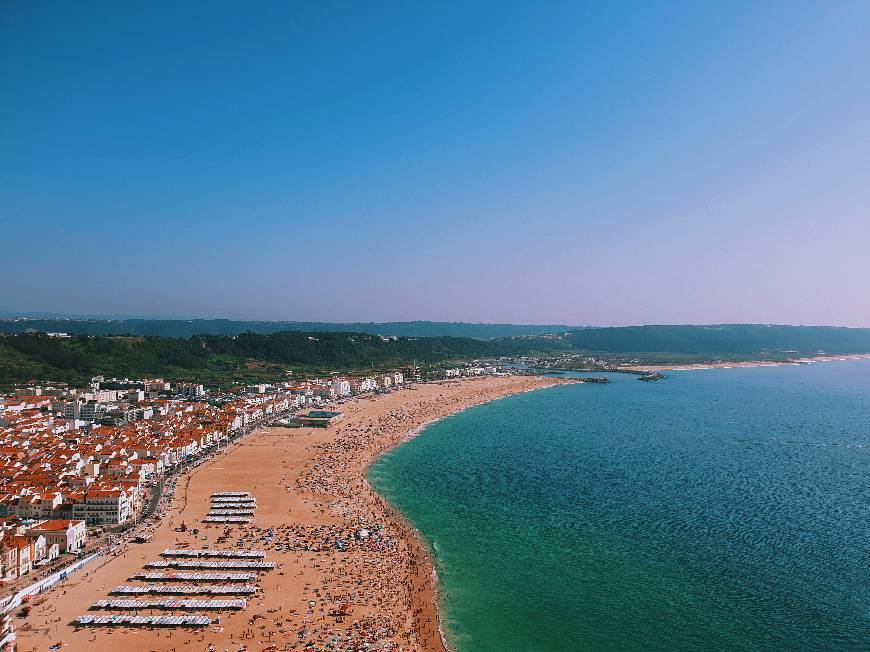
[0,552,101,614]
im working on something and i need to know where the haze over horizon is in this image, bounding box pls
[4,312,870,333]
[2,1,869,326]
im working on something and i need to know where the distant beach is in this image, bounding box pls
[620,352,870,372]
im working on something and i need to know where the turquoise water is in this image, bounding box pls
[368,363,870,650]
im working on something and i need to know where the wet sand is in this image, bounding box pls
[15,375,565,652]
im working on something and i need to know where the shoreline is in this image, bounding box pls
[15,375,569,652]
[365,379,569,652]
[619,353,870,372]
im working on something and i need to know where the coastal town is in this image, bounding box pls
[0,362,538,651]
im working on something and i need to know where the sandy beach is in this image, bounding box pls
[14,375,565,652]
[620,353,870,372]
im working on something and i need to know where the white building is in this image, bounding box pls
[331,379,351,397]
[93,389,118,403]
[177,384,205,398]
[73,488,132,526]
[27,520,87,554]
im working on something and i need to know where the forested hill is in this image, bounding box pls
[0,318,579,340]
[196,331,519,366]
[515,324,870,355]
[0,331,522,387]
[4,324,870,388]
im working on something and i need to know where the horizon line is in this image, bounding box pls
[2,313,870,331]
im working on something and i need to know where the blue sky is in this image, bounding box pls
[2,1,869,325]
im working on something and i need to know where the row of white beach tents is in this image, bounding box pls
[74,614,212,627]
[160,548,265,558]
[76,491,267,628]
[130,571,258,582]
[91,598,246,610]
[146,560,274,570]
[111,584,257,595]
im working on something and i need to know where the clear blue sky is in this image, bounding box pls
[2,1,869,325]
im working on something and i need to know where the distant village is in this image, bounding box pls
[0,362,506,588]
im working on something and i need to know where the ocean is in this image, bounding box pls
[367,362,870,650]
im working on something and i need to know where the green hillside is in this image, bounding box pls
[4,324,870,389]
[0,331,520,387]
[512,324,870,356]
